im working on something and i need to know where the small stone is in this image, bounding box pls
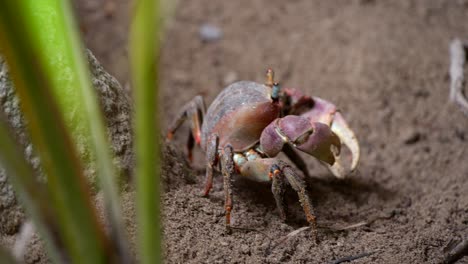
[280,223,290,232]
[241,244,250,254]
[260,242,270,251]
[202,206,213,215]
[199,23,223,42]
[404,133,420,144]
[401,127,421,145]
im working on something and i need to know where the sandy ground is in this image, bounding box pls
[158,1,468,263]
[2,0,468,263]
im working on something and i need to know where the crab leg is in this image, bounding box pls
[282,144,310,178]
[202,134,219,197]
[270,164,288,221]
[281,164,317,239]
[186,133,195,162]
[166,95,205,162]
[238,158,317,238]
[221,145,235,233]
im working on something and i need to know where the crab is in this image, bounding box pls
[166,69,360,236]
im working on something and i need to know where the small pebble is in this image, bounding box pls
[241,244,250,254]
[260,242,270,251]
[280,223,290,232]
[202,207,213,215]
[199,23,223,42]
[401,127,421,145]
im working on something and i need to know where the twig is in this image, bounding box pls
[330,251,376,264]
[324,211,395,231]
[336,221,368,231]
[230,226,273,240]
[267,226,311,253]
[443,237,468,264]
[449,38,468,116]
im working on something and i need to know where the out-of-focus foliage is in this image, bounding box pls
[0,0,163,262]
[131,0,162,263]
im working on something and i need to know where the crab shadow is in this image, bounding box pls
[223,171,397,228]
[305,173,396,206]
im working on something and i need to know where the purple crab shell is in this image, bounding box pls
[201,81,281,152]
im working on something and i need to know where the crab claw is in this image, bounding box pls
[330,112,360,173]
[260,115,341,165]
[302,97,360,178]
[296,121,341,165]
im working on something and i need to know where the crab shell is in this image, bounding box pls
[201,81,280,152]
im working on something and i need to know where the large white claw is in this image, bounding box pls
[328,112,360,178]
[325,154,346,179]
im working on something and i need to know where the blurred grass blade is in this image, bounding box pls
[0,246,18,264]
[160,0,179,31]
[0,2,113,263]
[0,117,64,263]
[20,1,131,260]
[131,0,162,263]
[6,0,130,261]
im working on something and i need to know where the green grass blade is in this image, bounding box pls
[0,118,65,263]
[0,3,112,263]
[21,1,131,260]
[131,0,162,263]
[4,0,130,261]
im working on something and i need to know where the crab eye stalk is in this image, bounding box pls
[265,68,275,87]
[271,82,281,102]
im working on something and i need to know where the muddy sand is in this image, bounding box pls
[2,0,468,263]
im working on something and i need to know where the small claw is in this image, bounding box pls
[301,97,360,178]
[261,115,341,165]
[330,112,360,175]
[295,122,341,165]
